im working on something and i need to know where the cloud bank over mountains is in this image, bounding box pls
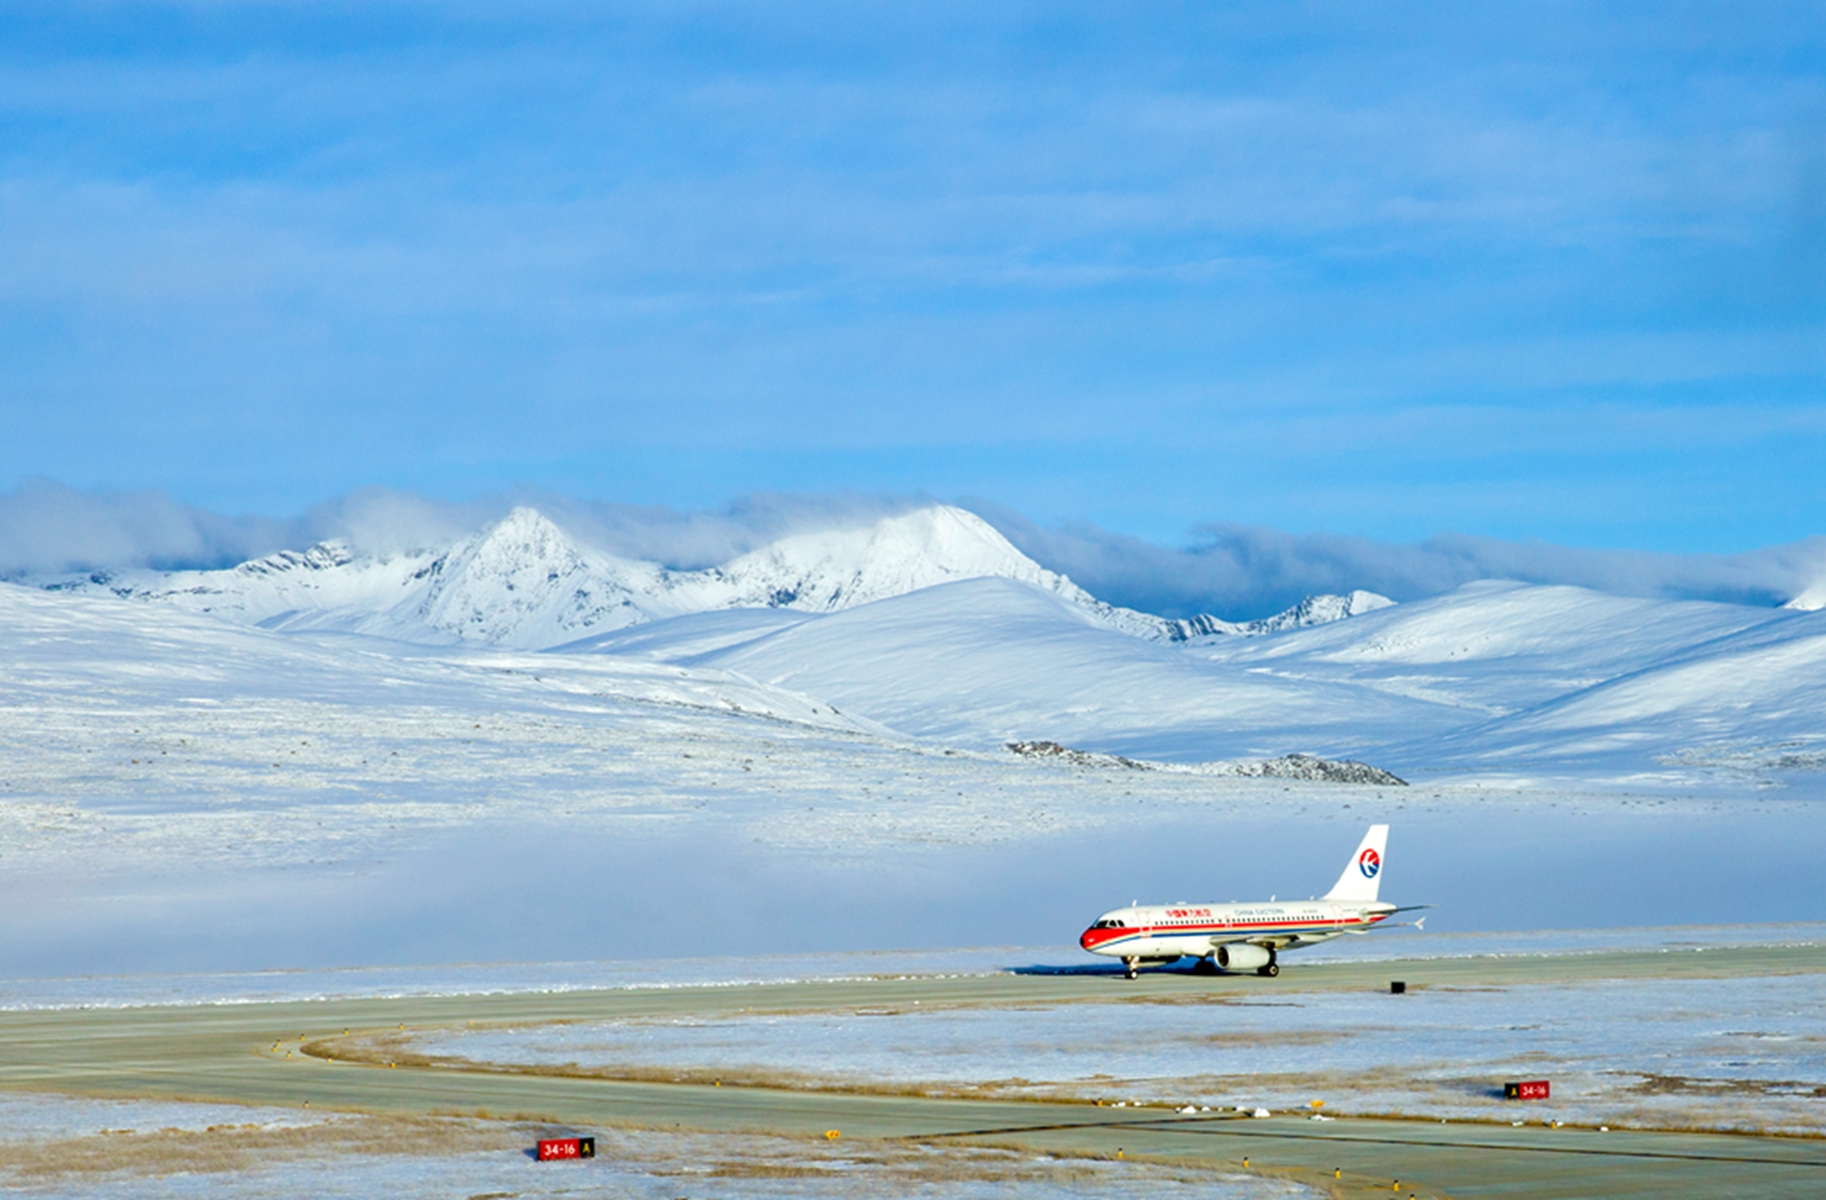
[3,480,1822,619]
[0,481,928,576]
[981,505,1826,616]
[0,480,303,579]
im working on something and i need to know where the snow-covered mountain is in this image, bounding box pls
[44,507,662,648]
[11,540,1826,787]
[1154,589,1394,640]
[604,575,1825,780]
[680,576,1445,761]
[40,503,1823,786]
[39,505,1389,650]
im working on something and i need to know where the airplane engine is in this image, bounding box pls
[1216,943,1272,971]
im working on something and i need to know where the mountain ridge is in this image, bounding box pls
[38,505,1392,650]
[10,547,1825,785]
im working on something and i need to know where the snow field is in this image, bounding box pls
[0,1094,1309,1199]
[5,578,1800,884]
[27,504,1826,785]
[0,582,1405,868]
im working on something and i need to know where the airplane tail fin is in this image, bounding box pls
[1323,824,1389,902]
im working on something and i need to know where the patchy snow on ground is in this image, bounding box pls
[406,970,1826,1136]
[0,1099,1307,1199]
[0,1094,319,1145]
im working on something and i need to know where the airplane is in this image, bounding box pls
[1078,824,1422,978]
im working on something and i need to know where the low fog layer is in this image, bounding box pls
[3,479,1822,620]
[7,804,1823,977]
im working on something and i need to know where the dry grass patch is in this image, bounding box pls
[1624,1072,1825,1098]
[1192,1029,1353,1048]
[630,1134,1258,1190]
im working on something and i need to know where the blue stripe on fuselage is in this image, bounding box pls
[1087,917,1379,953]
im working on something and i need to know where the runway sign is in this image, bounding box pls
[537,1136,596,1160]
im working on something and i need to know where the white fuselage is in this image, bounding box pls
[1079,898,1396,961]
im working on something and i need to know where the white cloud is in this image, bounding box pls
[0,479,299,577]
[0,481,934,577]
[971,502,1826,617]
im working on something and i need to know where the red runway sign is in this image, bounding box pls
[537,1136,596,1160]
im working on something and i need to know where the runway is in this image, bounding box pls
[4,943,1824,1198]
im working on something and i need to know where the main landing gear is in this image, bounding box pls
[1257,951,1280,978]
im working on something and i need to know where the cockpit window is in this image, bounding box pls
[1092,918,1127,929]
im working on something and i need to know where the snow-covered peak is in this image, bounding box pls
[678,506,1088,612]
[1244,589,1396,633]
[232,541,359,578]
[415,507,659,647]
[451,506,581,576]
[1785,580,1826,612]
[1139,589,1395,641]
[40,538,421,626]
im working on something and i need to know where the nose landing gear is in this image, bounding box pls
[1123,957,1139,980]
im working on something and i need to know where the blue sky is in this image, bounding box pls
[3,1,1824,554]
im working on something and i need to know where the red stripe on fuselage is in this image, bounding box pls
[1078,913,1385,953]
